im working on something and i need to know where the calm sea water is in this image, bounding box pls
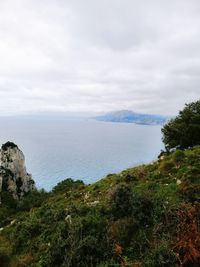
[0,119,163,191]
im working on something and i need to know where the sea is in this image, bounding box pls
[0,118,163,191]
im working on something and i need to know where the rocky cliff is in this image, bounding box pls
[0,142,35,202]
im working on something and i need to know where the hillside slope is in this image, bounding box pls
[0,146,200,266]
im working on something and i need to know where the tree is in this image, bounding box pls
[162,100,200,150]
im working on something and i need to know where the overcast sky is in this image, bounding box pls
[0,0,200,116]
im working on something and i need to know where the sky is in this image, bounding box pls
[0,0,200,116]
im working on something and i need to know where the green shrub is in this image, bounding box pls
[162,100,200,150]
[108,217,138,247]
[159,160,175,173]
[52,178,85,194]
[172,150,185,163]
[40,221,69,267]
[17,189,48,211]
[1,191,17,210]
[143,244,177,267]
[131,194,153,226]
[0,252,10,267]
[111,183,153,224]
[111,184,133,218]
[0,237,11,267]
[1,141,18,151]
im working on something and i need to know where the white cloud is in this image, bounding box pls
[0,0,200,116]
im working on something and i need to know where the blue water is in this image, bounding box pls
[0,119,163,191]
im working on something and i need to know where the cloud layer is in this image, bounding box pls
[0,0,200,115]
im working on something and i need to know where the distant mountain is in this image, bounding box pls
[95,110,169,125]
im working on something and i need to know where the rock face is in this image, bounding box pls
[0,142,35,202]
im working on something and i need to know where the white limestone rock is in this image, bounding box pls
[0,142,35,202]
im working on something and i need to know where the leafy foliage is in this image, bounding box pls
[143,245,177,267]
[52,178,85,194]
[162,100,200,150]
[1,141,18,151]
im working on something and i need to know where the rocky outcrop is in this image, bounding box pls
[0,142,35,202]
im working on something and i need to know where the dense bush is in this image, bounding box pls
[172,149,185,163]
[143,245,177,267]
[162,100,200,150]
[1,141,18,151]
[111,184,133,218]
[52,178,85,194]
[111,184,153,225]
[0,237,11,267]
[17,189,48,211]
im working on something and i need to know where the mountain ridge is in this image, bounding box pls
[95,110,169,125]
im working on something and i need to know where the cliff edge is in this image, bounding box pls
[0,142,35,202]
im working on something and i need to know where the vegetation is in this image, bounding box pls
[1,142,18,151]
[162,100,200,150]
[0,145,199,266]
